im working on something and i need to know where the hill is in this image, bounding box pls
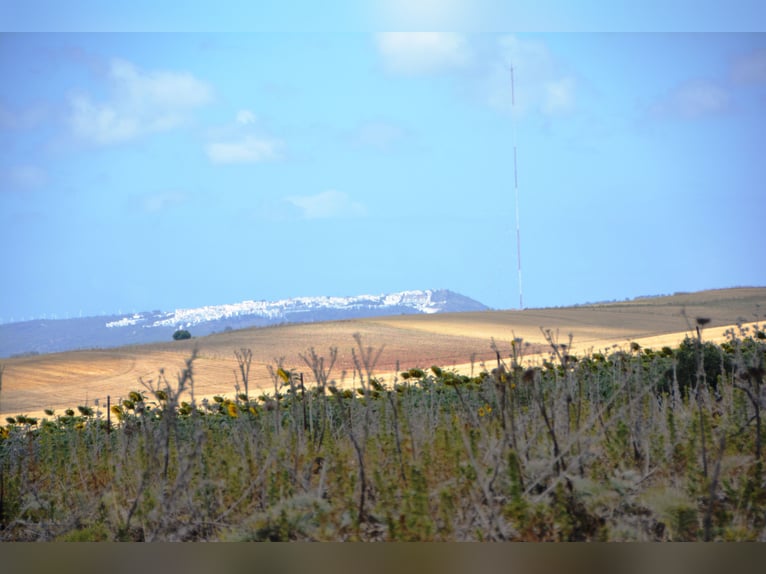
[1,286,763,418]
[0,289,488,358]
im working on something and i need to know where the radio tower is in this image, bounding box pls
[511,65,524,310]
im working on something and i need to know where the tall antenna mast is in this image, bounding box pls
[511,65,524,310]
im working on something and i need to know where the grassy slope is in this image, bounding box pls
[1,286,764,418]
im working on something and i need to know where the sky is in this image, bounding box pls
[1,2,765,322]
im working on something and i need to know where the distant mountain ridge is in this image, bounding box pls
[0,289,488,358]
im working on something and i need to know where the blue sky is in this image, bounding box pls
[1,4,765,321]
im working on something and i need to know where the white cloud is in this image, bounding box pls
[376,32,470,75]
[542,77,576,116]
[286,190,367,220]
[488,35,577,117]
[236,109,257,125]
[206,136,283,164]
[109,59,211,108]
[69,96,140,144]
[68,58,212,145]
[650,81,730,119]
[374,33,577,117]
[732,48,766,84]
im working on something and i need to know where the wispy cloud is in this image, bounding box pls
[649,80,730,120]
[68,58,212,145]
[236,109,257,125]
[286,190,366,220]
[542,77,577,116]
[206,110,284,164]
[206,135,283,164]
[376,32,470,75]
[373,33,577,118]
[488,35,577,117]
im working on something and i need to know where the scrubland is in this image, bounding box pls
[1,320,765,541]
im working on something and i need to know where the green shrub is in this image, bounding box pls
[672,336,731,395]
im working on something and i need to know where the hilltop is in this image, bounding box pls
[0,289,487,358]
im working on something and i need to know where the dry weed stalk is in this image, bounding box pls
[2,323,766,541]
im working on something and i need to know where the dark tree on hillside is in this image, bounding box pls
[173,329,192,341]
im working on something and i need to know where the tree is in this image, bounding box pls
[172,329,192,341]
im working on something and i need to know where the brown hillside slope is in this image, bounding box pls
[1,287,763,418]
[367,287,766,348]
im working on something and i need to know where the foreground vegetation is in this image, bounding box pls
[0,324,765,541]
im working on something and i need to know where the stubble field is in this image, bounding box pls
[1,287,764,419]
[2,286,766,541]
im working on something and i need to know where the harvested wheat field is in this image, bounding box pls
[1,287,764,419]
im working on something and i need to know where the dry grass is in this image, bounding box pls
[1,288,765,541]
[0,321,505,417]
[2,287,764,419]
[368,286,766,344]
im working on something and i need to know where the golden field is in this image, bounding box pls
[1,287,764,419]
